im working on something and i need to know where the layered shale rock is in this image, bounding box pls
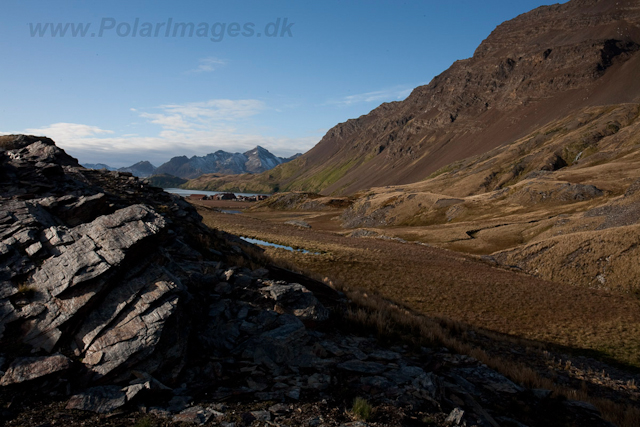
[0,135,614,426]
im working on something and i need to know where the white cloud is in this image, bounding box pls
[187,57,227,73]
[25,123,113,139]
[326,85,414,106]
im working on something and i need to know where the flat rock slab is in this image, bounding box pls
[173,406,224,424]
[66,385,126,413]
[0,354,71,386]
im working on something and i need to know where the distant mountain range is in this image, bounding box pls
[82,146,301,179]
[155,146,300,179]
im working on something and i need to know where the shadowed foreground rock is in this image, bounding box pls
[0,135,614,426]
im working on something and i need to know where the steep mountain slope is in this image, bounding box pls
[243,146,285,172]
[187,0,640,195]
[327,102,640,291]
[146,173,188,188]
[155,146,298,179]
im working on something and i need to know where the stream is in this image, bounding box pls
[240,237,320,255]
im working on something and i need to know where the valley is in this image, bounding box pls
[192,201,640,369]
[3,0,640,425]
[6,135,637,426]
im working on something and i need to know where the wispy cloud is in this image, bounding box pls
[325,85,415,106]
[139,99,266,131]
[138,112,192,130]
[187,57,227,73]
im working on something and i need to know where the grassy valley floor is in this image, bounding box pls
[191,200,640,425]
[192,201,640,368]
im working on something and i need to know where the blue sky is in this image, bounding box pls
[1,0,566,168]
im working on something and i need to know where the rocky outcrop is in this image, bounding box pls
[284,219,312,228]
[508,182,604,204]
[0,135,615,426]
[0,134,246,389]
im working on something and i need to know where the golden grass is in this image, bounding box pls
[493,224,640,294]
[333,284,640,427]
[351,397,373,421]
[196,204,640,425]
[197,206,640,367]
[271,246,640,366]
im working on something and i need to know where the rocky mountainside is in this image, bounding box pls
[0,134,617,426]
[328,102,640,292]
[83,161,157,178]
[154,146,299,180]
[147,173,189,189]
[187,0,640,195]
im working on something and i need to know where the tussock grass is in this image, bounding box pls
[351,397,373,421]
[265,240,640,367]
[16,283,36,299]
[133,417,154,427]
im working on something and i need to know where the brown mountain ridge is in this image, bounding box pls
[182,0,640,314]
[184,0,640,195]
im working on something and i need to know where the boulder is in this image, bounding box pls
[65,385,126,413]
[445,407,465,425]
[0,354,71,386]
[260,282,329,321]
